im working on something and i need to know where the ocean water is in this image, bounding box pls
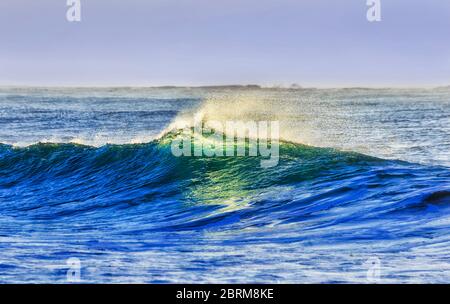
[0,87,449,283]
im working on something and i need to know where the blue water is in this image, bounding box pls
[0,87,449,283]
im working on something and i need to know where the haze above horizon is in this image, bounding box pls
[1,0,449,87]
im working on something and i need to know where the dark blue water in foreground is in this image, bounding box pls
[0,87,449,283]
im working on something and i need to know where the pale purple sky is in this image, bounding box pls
[0,0,449,87]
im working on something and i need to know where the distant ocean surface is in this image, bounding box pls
[0,87,449,283]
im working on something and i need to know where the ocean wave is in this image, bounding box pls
[1,132,448,234]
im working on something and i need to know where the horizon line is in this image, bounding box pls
[0,83,449,90]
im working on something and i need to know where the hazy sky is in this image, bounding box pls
[0,0,449,87]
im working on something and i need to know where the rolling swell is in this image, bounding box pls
[0,134,449,237]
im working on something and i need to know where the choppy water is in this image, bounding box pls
[0,87,449,283]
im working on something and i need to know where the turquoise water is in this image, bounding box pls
[0,87,449,283]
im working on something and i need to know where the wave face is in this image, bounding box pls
[0,87,450,283]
